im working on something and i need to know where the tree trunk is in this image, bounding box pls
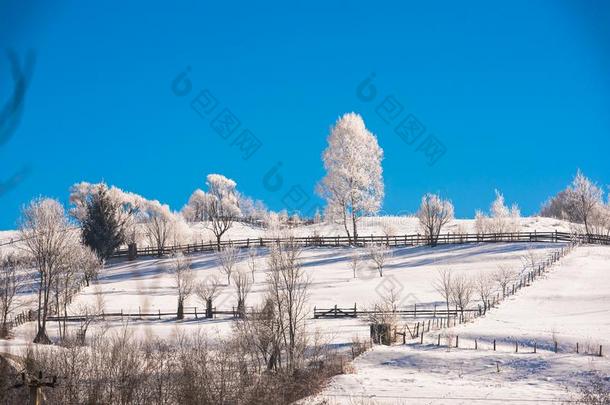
[33,327,51,344]
[351,211,358,245]
[177,298,184,320]
[206,298,213,318]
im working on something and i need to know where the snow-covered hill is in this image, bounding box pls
[314,245,610,404]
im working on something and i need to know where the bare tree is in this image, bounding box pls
[20,197,74,344]
[417,193,454,246]
[0,252,27,337]
[569,170,603,235]
[521,247,540,272]
[247,247,257,283]
[474,272,494,311]
[494,264,515,298]
[450,274,474,319]
[219,246,239,285]
[350,249,361,278]
[266,239,310,369]
[142,201,175,256]
[433,268,453,312]
[367,284,400,327]
[168,252,194,319]
[232,269,252,317]
[195,275,221,318]
[368,243,390,277]
[54,244,90,341]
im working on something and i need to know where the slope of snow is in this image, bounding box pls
[3,241,564,355]
[314,245,610,404]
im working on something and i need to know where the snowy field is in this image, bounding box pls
[0,215,574,252]
[2,238,565,355]
[313,245,610,404]
[1,218,607,403]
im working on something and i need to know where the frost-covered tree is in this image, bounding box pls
[182,189,208,222]
[0,252,27,337]
[368,243,390,277]
[317,113,384,244]
[195,275,221,318]
[540,171,605,235]
[417,193,454,246]
[19,198,74,344]
[169,252,194,319]
[433,268,453,312]
[142,201,175,255]
[569,170,603,235]
[590,203,610,236]
[233,269,252,317]
[450,274,473,319]
[219,245,239,285]
[203,174,241,250]
[475,190,520,234]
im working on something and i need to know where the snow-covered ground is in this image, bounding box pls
[1,218,607,403]
[0,215,575,251]
[2,239,565,355]
[313,245,610,404]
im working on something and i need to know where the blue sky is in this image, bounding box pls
[1,0,609,229]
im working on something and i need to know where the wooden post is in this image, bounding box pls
[493,339,496,351]
[158,309,161,320]
[455,335,458,348]
[437,334,441,346]
[576,342,579,354]
[554,341,558,353]
[420,330,424,344]
[515,342,518,353]
[534,342,537,353]
[475,339,477,350]
[600,345,603,357]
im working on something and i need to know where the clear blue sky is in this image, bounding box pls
[1,0,609,229]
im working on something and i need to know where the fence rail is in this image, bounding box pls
[313,304,479,319]
[44,306,256,322]
[110,230,605,259]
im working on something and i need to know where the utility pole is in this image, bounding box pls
[14,370,57,405]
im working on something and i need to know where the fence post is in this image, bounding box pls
[554,341,558,353]
[493,339,496,351]
[455,335,459,348]
[600,345,603,357]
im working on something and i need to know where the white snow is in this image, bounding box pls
[1,217,607,403]
[314,245,610,404]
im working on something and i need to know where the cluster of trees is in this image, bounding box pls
[0,251,28,337]
[475,190,521,234]
[433,249,539,317]
[541,170,610,235]
[18,198,102,343]
[9,315,348,405]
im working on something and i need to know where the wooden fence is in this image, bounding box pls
[44,306,256,323]
[313,304,479,319]
[110,230,600,259]
[320,242,578,349]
